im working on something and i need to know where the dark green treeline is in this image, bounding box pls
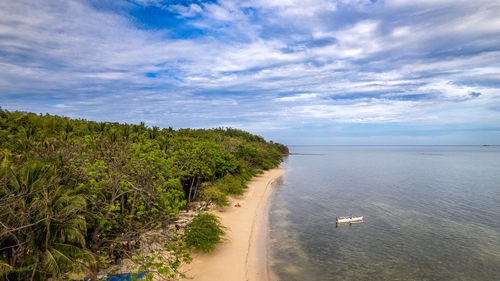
[0,108,288,280]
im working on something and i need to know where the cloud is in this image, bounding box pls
[0,0,499,144]
[275,93,319,102]
[167,3,203,18]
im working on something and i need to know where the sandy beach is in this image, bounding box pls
[183,168,285,281]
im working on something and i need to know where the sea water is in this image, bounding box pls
[268,146,500,281]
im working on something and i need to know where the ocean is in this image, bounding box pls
[268,146,500,281]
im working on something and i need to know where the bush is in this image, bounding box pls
[219,174,246,195]
[184,213,225,253]
[202,185,229,207]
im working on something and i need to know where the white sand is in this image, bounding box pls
[182,168,285,281]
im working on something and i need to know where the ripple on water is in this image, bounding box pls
[269,146,500,281]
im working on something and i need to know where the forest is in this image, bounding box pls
[0,108,288,280]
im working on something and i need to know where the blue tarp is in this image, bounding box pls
[106,272,146,281]
[72,272,146,281]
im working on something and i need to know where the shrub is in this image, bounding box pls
[202,185,229,207]
[184,213,225,253]
[219,174,246,195]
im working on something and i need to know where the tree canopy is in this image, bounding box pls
[0,108,288,280]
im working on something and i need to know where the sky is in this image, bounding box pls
[1,0,500,145]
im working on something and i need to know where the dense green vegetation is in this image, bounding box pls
[184,213,225,253]
[0,108,288,280]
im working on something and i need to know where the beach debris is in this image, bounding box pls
[175,210,197,228]
[234,203,241,207]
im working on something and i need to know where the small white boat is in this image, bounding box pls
[336,216,363,224]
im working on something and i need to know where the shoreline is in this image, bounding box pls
[182,168,285,281]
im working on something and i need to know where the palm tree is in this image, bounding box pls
[0,162,94,280]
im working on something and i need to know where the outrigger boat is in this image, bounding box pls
[336,216,363,226]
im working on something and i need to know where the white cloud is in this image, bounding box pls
[391,26,411,37]
[1,0,499,144]
[250,0,337,16]
[384,0,470,8]
[169,4,203,17]
[275,93,318,102]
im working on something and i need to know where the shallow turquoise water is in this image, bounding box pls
[269,146,500,281]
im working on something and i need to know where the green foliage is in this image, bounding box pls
[201,184,229,207]
[0,109,287,279]
[130,234,192,281]
[0,162,93,280]
[217,174,246,195]
[184,213,225,253]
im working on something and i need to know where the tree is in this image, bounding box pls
[0,162,93,280]
[0,109,288,279]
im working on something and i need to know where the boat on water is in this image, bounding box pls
[336,216,363,225]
